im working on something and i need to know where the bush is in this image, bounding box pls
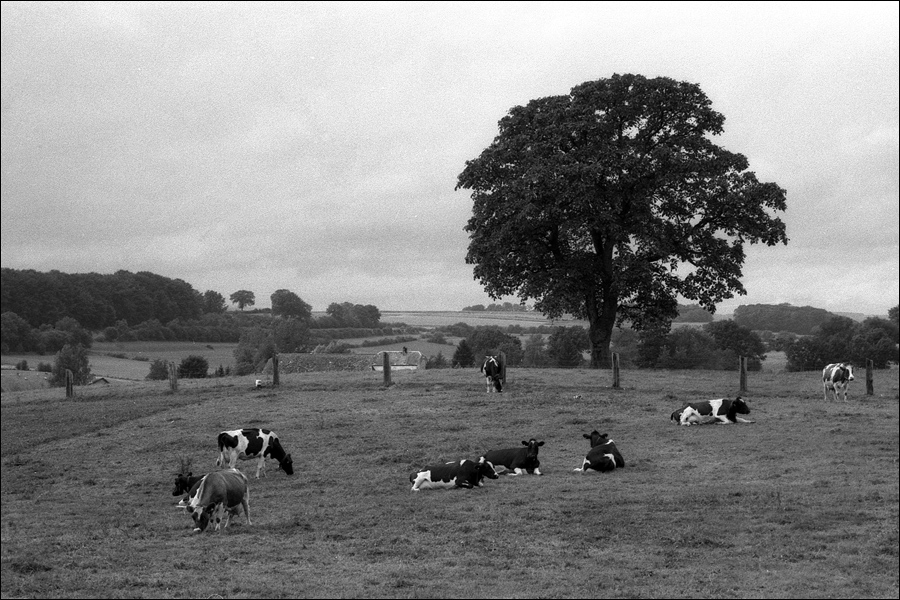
[51,343,92,386]
[37,362,52,373]
[15,360,29,371]
[146,359,169,380]
[178,355,209,379]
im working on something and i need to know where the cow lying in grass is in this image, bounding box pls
[670,397,753,426]
[573,431,625,473]
[485,439,544,475]
[409,457,499,491]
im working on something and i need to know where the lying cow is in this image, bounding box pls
[670,397,753,425]
[409,457,499,491]
[573,431,625,473]
[185,469,251,533]
[823,363,855,402]
[480,356,503,393]
[485,439,544,475]
[216,428,294,478]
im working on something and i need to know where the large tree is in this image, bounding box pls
[229,290,255,311]
[457,74,788,367]
[271,289,312,321]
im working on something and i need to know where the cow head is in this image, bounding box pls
[189,502,217,533]
[731,397,750,415]
[583,431,609,447]
[476,456,499,481]
[172,473,193,497]
[280,453,294,475]
[841,364,855,381]
[521,439,544,461]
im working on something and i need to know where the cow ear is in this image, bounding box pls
[583,434,591,440]
[537,441,544,447]
[521,441,528,446]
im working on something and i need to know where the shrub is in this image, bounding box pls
[178,355,209,379]
[51,343,92,386]
[146,359,169,380]
[15,360,29,371]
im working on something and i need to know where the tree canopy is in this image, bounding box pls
[457,74,788,367]
[230,290,255,311]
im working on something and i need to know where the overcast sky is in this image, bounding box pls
[2,2,897,316]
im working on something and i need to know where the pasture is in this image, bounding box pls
[1,367,898,599]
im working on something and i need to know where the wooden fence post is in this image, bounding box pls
[383,352,392,387]
[273,352,280,387]
[65,369,74,398]
[866,359,874,396]
[739,356,748,393]
[611,352,620,388]
[168,361,178,392]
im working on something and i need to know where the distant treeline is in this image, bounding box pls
[733,303,837,335]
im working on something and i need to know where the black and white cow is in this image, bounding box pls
[184,469,251,533]
[481,356,503,393]
[823,363,855,402]
[574,431,625,473]
[670,397,753,426]
[485,439,544,476]
[216,428,294,478]
[409,457,499,491]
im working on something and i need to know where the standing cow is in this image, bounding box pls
[481,356,503,393]
[573,431,625,473]
[823,363,855,402]
[485,439,544,475]
[184,469,251,533]
[217,428,294,478]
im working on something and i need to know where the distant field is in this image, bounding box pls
[379,310,590,328]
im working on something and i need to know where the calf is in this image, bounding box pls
[409,457,499,491]
[216,428,294,478]
[480,356,503,393]
[485,439,544,476]
[185,469,251,533]
[670,397,753,425]
[573,431,625,473]
[823,363,855,402]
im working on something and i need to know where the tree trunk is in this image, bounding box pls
[587,306,617,368]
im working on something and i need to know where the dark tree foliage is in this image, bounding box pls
[452,339,475,368]
[230,290,256,311]
[889,305,899,325]
[271,289,313,321]
[1,311,34,353]
[547,326,590,368]
[522,334,550,367]
[178,355,209,379]
[202,290,228,314]
[733,303,836,335]
[272,317,311,353]
[467,327,524,366]
[674,304,714,323]
[703,320,766,370]
[323,302,382,328]
[146,359,169,380]
[1,268,203,329]
[457,74,788,367]
[51,343,92,386]
[785,316,899,370]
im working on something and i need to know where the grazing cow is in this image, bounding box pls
[670,397,753,425]
[481,356,503,393]
[172,472,203,501]
[409,457,499,491]
[573,431,625,473]
[216,428,294,478]
[823,363,855,402]
[485,439,544,476]
[185,469,251,533]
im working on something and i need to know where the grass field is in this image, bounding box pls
[1,366,898,599]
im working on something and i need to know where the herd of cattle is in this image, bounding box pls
[172,360,857,533]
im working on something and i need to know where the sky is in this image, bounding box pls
[2,1,898,317]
